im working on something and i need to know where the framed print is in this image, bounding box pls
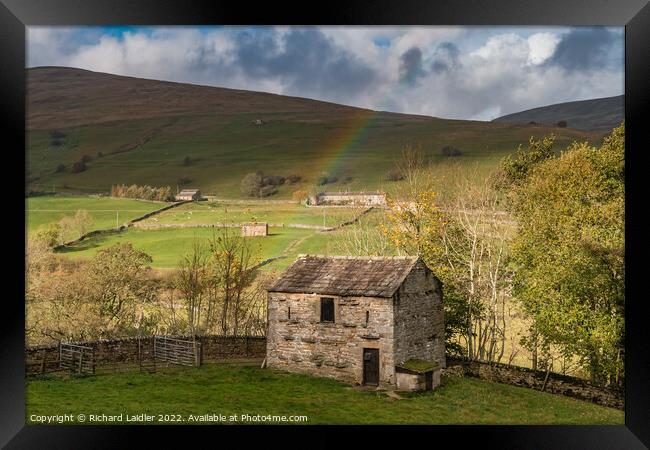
[1,0,648,448]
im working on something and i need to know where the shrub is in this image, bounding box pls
[241,172,264,197]
[286,175,302,184]
[441,146,462,157]
[70,160,87,173]
[556,120,567,128]
[55,164,66,173]
[385,168,404,182]
[80,154,92,163]
[262,175,285,186]
[97,151,104,158]
[183,156,192,166]
[317,173,338,185]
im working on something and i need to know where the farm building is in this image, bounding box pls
[241,222,268,237]
[266,255,445,390]
[309,191,387,207]
[175,188,201,202]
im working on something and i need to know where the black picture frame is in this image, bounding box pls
[2,0,648,448]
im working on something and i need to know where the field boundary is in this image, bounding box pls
[444,357,624,410]
[53,200,190,250]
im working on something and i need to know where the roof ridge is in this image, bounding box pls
[296,254,418,260]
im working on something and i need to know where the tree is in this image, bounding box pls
[55,163,66,173]
[381,146,471,357]
[70,160,87,173]
[503,124,624,384]
[241,171,264,197]
[208,228,261,336]
[183,156,192,166]
[84,243,156,337]
[556,120,567,128]
[58,209,91,242]
[384,168,404,182]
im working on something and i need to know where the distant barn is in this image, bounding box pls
[175,188,201,202]
[310,191,387,207]
[241,222,268,237]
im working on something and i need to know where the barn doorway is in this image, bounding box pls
[362,348,379,386]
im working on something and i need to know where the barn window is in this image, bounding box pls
[288,307,291,320]
[365,311,370,326]
[320,298,335,323]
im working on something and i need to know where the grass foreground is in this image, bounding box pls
[26,363,623,425]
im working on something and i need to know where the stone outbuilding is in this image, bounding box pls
[175,188,201,202]
[265,255,445,390]
[310,191,387,207]
[241,222,268,237]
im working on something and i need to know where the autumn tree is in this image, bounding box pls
[208,228,261,336]
[500,124,625,384]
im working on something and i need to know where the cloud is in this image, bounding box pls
[430,41,460,73]
[546,27,621,71]
[398,47,425,86]
[27,26,624,121]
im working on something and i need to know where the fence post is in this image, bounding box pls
[199,335,204,366]
[78,352,83,375]
[138,337,142,373]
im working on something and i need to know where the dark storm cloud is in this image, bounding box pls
[398,47,425,86]
[430,41,460,74]
[233,28,376,100]
[547,27,620,71]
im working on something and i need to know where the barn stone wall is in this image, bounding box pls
[393,260,446,369]
[241,223,268,237]
[316,193,386,206]
[266,292,396,386]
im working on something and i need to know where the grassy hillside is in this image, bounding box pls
[27,67,603,198]
[492,95,624,132]
[26,363,623,425]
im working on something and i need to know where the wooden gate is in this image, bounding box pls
[154,336,201,367]
[60,342,95,375]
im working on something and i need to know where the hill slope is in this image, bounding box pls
[27,67,604,197]
[492,96,624,132]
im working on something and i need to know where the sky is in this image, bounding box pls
[27,26,624,121]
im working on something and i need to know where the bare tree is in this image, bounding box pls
[440,170,513,362]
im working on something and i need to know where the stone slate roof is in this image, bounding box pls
[268,255,420,298]
[178,189,200,195]
[318,191,385,196]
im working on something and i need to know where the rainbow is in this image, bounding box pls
[316,109,380,178]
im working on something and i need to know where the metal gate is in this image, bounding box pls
[60,342,95,375]
[154,336,201,367]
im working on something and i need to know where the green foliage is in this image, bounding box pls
[492,135,556,192]
[111,184,174,202]
[504,124,624,385]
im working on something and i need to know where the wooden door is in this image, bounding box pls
[362,348,379,386]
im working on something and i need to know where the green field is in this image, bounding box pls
[141,200,362,228]
[26,196,169,232]
[58,226,322,270]
[25,363,623,425]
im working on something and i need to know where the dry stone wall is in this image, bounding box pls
[444,358,624,410]
[25,335,265,375]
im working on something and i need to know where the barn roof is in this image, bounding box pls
[178,189,200,194]
[268,255,420,298]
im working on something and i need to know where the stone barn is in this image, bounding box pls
[175,188,201,202]
[311,192,387,207]
[241,222,268,237]
[266,255,445,390]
